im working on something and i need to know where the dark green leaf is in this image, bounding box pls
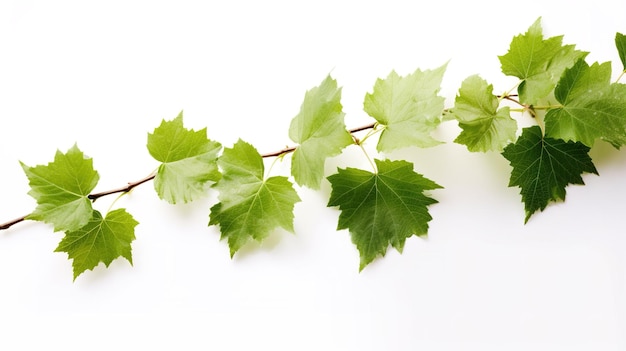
[327,159,441,270]
[502,126,597,223]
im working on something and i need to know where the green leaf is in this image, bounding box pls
[544,60,626,147]
[327,159,441,270]
[452,75,518,152]
[289,75,353,189]
[501,126,597,223]
[616,32,626,70]
[55,209,138,280]
[209,140,301,257]
[363,63,447,152]
[21,144,99,232]
[147,111,222,204]
[498,17,587,105]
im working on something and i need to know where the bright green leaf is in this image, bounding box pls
[363,64,447,152]
[544,60,626,147]
[147,111,222,204]
[21,144,99,232]
[327,159,441,270]
[209,140,301,257]
[452,75,517,152]
[499,18,587,105]
[502,126,597,223]
[616,32,626,70]
[289,75,353,189]
[55,209,138,280]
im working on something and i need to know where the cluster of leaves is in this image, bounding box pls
[4,18,626,280]
[451,18,626,222]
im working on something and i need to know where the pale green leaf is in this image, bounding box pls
[545,60,626,147]
[616,32,626,70]
[55,209,138,280]
[452,75,517,152]
[147,111,222,204]
[289,75,353,189]
[499,17,587,105]
[363,64,447,152]
[209,139,301,257]
[21,144,99,232]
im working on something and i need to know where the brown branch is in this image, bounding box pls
[1,122,378,231]
[88,172,156,201]
[0,216,26,230]
[260,122,376,158]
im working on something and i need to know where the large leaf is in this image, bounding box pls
[289,75,353,189]
[327,159,441,270]
[363,64,447,152]
[147,111,222,204]
[21,144,99,232]
[498,17,587,105]
[452,75,517,152]
[209,140,301,256]
[544,60,626,147]
[502,126,597,223]
[55,209,138,280]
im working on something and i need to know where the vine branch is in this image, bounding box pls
[0,122,377,231]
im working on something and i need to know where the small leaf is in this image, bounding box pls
[616,32,626,70]
[289,75,353,189]
[498,17,587,105]
[147,111,222,204]
[452,75,517,152]
[209,140,301,257]
[21,144,99,232]
[327,159,441,270]
[55,209,138,280]
[502,126,597,223]
[544,60,626,147]
[363,63,447,152]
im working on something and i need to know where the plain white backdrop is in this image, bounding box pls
[1,1,625,350]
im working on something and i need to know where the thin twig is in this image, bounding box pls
[0,122,378,231]
[88,172,156,201]
[0,216,26,230]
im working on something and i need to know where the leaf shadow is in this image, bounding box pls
[230,229,291,260]
[589,140,626,169]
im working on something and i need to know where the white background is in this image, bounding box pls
[1,1,625,350]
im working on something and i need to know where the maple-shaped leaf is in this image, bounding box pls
[55,208,138,280]
[209,139,301,257]
[363,63,447,152]
[544,59,626,147]
[499,18,587,105]
[616,32,626,70]
[147,111,222,204]
[20,144,99,232]
[452,75,518,152]
[289,75,353,189]
[501,126,597,223]
[327,159,442,270]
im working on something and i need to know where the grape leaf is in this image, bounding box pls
[55,209,138,280]
[327,159,441,270]
[616,32,626,70]
[363,64,447,152]
[209,139,301,257]
[452,75,517,152]
[501,126,597,223]
[147,111,222,204]
[544,60,626,147]
[289,75,353,189]
[20,144,99,232]
[498,17,587,105]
